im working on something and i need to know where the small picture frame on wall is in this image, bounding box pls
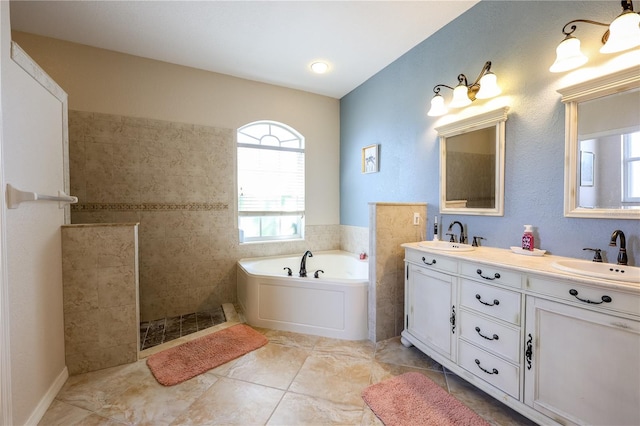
[580,151,594,187]
[362,144,379,174]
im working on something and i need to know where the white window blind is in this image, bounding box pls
[237,121,305,241]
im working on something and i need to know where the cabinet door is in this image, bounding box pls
[407,264,456,360]
[525,296,640,425]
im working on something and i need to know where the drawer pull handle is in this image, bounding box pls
[475,359,498,375]
[475,326,499,341]
[476,269,500,280]
[568,289,612,304]
[422,257,436,266]
[475,294,500,306]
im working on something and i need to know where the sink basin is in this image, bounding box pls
[418,241,475,252]
[552,259,640,284]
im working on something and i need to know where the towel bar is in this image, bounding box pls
[6,183,78,209]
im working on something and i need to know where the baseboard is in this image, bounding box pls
[24,366,68,425]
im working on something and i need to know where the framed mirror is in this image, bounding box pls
[435,107,509,216]
[558,67,640,219]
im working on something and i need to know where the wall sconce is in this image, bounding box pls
[427,61,501,117]
[549,0,640,73]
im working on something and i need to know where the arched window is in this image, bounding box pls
[237,121,305,242]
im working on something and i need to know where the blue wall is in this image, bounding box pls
[340,1,639,266]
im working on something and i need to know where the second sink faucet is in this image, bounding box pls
[299,250,313,277]
[447,221,466,244]
[609,230,628,265]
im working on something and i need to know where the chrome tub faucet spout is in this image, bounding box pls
[299,250,313,277]
[609,230,627,265]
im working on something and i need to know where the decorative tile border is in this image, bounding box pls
[72,202,228,212]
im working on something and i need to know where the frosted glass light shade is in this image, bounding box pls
[601,12,640,53]
[476,72,501,99]
[427,94,448,117]
[450,84,472,108]
[549,36,588,73]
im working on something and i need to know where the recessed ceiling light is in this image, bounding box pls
[310,62,329,74]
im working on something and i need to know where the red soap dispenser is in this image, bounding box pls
[522,225,535,251]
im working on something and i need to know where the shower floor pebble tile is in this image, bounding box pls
[40,329,536,426]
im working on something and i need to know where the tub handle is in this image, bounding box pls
[284,267,292,276]
[314,270,324,278]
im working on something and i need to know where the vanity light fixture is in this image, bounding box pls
[549,0,640,73]
[427,61,501,117]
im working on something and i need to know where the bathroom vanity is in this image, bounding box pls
[401,242,640,426]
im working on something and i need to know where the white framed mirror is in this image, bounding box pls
[435,107,509,216]
[558,67,640,219]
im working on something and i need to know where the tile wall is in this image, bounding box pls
[369,203,427,341]
[61,223,139,375]
[68,111,342,322]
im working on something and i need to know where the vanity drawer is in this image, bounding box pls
[527,275,640,317]
[459,309,520,363]
[405,248,458,274]
[460,279,521,325]
[458,340,520,399]
[460,262,523,289]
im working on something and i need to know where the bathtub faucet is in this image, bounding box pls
[299,250,313,277]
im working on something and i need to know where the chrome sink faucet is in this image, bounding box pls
[299,250,313,277]
[609,230,628,265]
[447,221,466,244]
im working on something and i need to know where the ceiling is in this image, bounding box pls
[9,0,479,99]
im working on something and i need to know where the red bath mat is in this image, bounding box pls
[146,324,268,386]
[362,372,490,426]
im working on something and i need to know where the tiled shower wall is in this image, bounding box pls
[69,111,341,322]
[61,223,139,374]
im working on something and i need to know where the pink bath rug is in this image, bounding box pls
[146,324,268,386]
[362,372,490,426]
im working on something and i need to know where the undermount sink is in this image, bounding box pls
[418,240,475,252]
[552,259,640,284]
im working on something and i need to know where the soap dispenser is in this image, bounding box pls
[522,225,535,251]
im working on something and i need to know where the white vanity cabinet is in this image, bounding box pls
[402,243,640,426]
[403,250,457,360]
[524,277,640,426]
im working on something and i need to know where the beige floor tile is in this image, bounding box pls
[360,406,384,426]
[170,377,284,425]
[374,336,443,371]
[96,368,218,425]
[38,400,94,426]
[258,328,321,349]
[313,337,375,359]
[56,360,150,412]
[446,373,537,426]
[369,361,447,389]
[289,352,372,407]
[226,343,311,390]
[267,392,364,425]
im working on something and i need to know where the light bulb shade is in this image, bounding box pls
[476,72,501,99]
[450,84,472,108]
[549,36,588,73]
[427,94,448,117]
[600,12,640,53]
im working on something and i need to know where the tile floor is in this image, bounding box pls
[140,308,227,350]
[40,326,537,425]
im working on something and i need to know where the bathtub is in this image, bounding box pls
[237,250,369,340]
